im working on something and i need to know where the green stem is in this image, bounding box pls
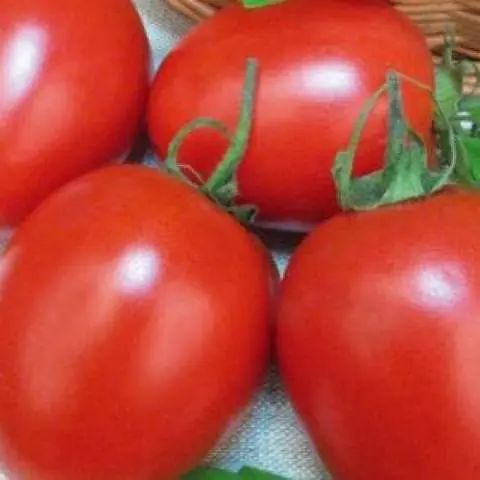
[200,58,258,194]
[166,118,232,189]
[333,83,387,209]
[165,58,259,222]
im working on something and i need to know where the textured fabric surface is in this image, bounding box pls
[204,229,328,479]
[135,2,329,477]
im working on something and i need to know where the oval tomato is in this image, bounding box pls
[0,0,149,228]
[148,0,433,229]
[0,165,272,479]
[277,190,480,480]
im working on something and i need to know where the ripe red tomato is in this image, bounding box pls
[0,165,272,479]
[277,190,480,480]
[148,0,434,229]
[0,0,149,228]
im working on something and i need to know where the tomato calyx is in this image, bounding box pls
[333,72,456,211]
[166,59,258,223]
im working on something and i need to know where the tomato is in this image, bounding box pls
[147,0,434,229]
[0,0,149,228]
[276,190,480,479]
[0,165,272,479]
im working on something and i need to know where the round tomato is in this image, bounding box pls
[0,0,149,228]
[277,190,480,480]
[147,0,433,229]
[0,165,272,479]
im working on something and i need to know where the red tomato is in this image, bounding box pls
[0,165,272,479]
[147,0,434,229]
[277,190,480,480]
[0,0,149,227]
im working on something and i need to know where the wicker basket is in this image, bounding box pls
[166,0,480,66]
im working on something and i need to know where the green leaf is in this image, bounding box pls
[182,467,288,480]
[458,135,480,182]
[433,32,480,188]
[182,467,238,480]
[238,467,288,479]
[241,0,285,8]
[457,96,480,126]
[433,29,480,132]
[435,65,462,126]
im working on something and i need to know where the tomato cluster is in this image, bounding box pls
[1,0,479,479]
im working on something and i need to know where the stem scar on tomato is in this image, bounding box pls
[166,59,259,224]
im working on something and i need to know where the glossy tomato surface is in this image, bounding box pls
[277,191,480,480]
[148,0,434,228]
[0,165,272,479]
[0,0,149,227]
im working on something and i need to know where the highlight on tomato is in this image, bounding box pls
[0,0,150,228]
[148,0,434,230]
[0,165,273,479]
[277,62,480,479]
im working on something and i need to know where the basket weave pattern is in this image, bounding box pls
[166,0,480,61]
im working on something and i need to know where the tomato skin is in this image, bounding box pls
[0,165,272,479]
[147,0,433,228]
[0,0,149,227]
[277,191,480,480]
